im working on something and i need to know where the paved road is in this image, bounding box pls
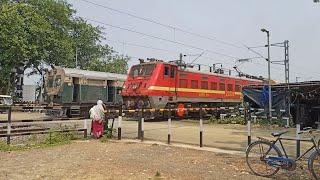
[113,119,308,154]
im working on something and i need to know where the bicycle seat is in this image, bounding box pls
[271,131,289,137]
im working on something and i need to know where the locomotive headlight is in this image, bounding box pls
[123,85,126,89]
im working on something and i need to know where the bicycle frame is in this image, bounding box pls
[266,136,320,161]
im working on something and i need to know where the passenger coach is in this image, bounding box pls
[45,66,126,117]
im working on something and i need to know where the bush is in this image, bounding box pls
[43,131,73,145]
[209,116,246,125]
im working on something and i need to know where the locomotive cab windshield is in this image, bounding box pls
[129,64,156,78]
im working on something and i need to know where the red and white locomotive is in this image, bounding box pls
[122,59,263,117]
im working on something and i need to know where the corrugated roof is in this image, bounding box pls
[58,67,127,81]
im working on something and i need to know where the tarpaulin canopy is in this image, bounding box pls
[242,81,320,128]
[242,85,288,111]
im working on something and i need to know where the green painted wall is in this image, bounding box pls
[80,85,107,102]
[56,83,122,104]
[61,83,73,103]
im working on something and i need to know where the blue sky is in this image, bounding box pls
[25,0,320,84]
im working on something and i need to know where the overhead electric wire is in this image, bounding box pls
[245,44,320,78]
[103,29,308,81]
[104,36,285,80]
[78,0,245,49]
[190,51,205,64]
[244,45,266,60]
[84,17,241,60]
[104,37,179,54]
[76,0,319,81]
[77,0,287,73]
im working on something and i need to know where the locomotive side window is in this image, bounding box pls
[227,84,233,91]
[144,64,155,76]
[210,82,217,90]
[179,79,188,88]
[164,66,169,76]
[219,83,225,91]
[235,84,241,92]
[133,68,139,77]
[191,80,198,89]
[170,66,175,78]
[201,81,208,89]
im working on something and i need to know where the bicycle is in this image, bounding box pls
[246,127,320,179]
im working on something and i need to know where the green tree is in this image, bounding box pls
[84,45,129,74]
[0,0,129,94]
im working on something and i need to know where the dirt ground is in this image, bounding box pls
[0,112,316,179]
[0,140,312,180]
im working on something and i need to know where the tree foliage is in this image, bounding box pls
[0,0,129,94]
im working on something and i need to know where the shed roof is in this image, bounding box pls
[56,67,127,81]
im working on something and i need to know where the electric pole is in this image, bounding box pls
[284,40,291,120]
[261,28,272,120]
[284,40,289,85]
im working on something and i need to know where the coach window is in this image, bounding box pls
[164,66,169,76]
[191,80,198,89]
[219,82,225,91]
[201,81,208,89]
[170,66,175,78]
[54,75,62,88]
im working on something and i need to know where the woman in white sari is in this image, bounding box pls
[89,100,105,138]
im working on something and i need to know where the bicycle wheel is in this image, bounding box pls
[246,140,282,177]
[308,151,320,180]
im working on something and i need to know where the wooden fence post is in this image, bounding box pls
[296,99,301,158]
[141,108,144,141]
[118,105,122,140]
[6,106,12,145]
[245,105,252,145]
[200,105,203,147]
[168,106,171,144]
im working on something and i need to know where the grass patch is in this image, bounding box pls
[99,136,110,143]
[155,171,161,177]
[99,128,118,143]
[0,131,82,152]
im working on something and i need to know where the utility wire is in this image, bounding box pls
[84,17,241,59]
[77,0,280,67]
[104,36,282,78]
[76,0,318,80]
[244,45,266,60]
[104,31,310,81]
[78,0,245,49]
[190,51,205,64]
[104,37,179,54]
